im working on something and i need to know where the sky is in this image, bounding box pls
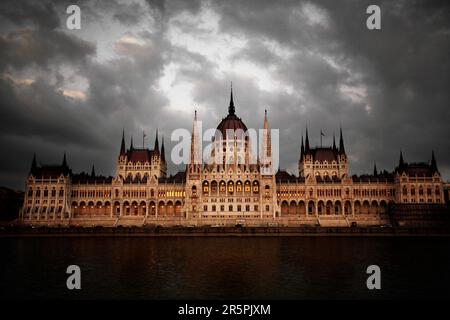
[0,0,449,190]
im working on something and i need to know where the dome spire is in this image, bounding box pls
[228,82,235,115]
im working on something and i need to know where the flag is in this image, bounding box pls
[320,130,325,136]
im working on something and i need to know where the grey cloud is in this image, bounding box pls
[0,0,60,29]
[0,0,449,190]
[0,28,95,72]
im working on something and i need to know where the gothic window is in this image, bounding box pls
[252,181,259,194]
[244,181,251,193]
[236,181,243,192]
[211,181,218,193]
[227,181,234,193]
[219,181,226,193]
[203,181,209,194]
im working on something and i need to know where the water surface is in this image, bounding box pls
[1,237,449,299]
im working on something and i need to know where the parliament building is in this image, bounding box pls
[20,88,447,227]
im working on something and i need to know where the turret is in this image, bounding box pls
[120,129,126,156]
[300,135,304,162]
[431,150,438,173]
[339,127,345,155]
[161,136,166,163]
[62,152,67,168]
[305,127,310,152]
[399,150,405,169]
[154,129,159,153]
[91,163,96,177]
[30,153,37,175]
[229,82,235,115]
[332,132,337,151]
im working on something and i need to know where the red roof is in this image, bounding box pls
[310,147,338,162]
[127,149,156,163]
[216,114,248,139]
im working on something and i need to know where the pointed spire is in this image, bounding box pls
[262,109,271,158]
[399,150,405,169]
[339,126,345,154]
[91,163,96,177]
[120,129,126,155]
[161,136,166,163]
[300,135,304,162]
[30,153,37,174]
[373,162,378,176]
[228,82,235,115]
[305,126,310,152]
[431,150,438,172]
[130,135,134,150]
[190,110,200,169]
[154,129,159,153]
[263,109,269,129]
[62,152,67,167]
[332,131,337,150]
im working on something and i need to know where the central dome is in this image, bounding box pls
[216,86,247,139]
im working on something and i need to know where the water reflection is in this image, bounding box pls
[1,237,449,299]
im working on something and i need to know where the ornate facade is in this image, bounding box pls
[20,89,446,227]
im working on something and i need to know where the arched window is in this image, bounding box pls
[219,181,226,193]
[252,181,259,194]
[227,181,234,193]
[211,181,218,193]
[236,181,243,192]
[203,181,209,194]
[192,185,197,196]
[244,181,251,193]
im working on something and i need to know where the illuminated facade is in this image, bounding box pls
[20,89,446,227]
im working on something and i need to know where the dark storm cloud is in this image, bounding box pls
[113,2,145,25]
[0,29,95,71]
[0,0,449,189]
[206,0,450,177]
[0,0,60,29]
